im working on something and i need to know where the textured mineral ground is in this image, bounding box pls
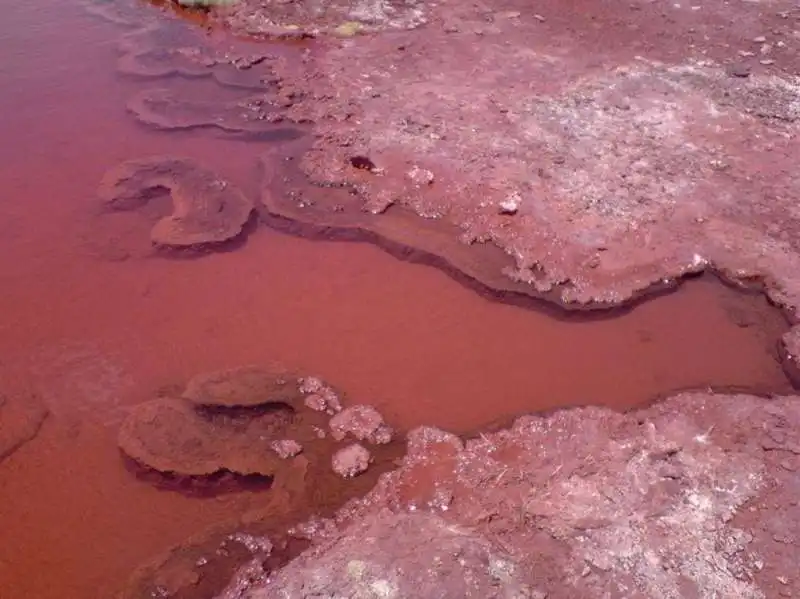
[222,0,800,317]
[98,156,254,249]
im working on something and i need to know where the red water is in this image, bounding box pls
[0,1,793,597]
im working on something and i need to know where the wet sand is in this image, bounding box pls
[0,1,794,597]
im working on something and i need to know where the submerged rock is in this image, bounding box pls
[98,157,254,250]
[119,520,275,599]
[127,89,287,135]
[115,20,268,89]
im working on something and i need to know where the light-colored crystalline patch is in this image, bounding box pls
[368,578,398,597]
[488,557,517,583]
[270,439,303,459]
[520,70,709,229]
[230,0,427,34]
[350,48,555,158]
[542,433,765,599]
[348,0,425,29]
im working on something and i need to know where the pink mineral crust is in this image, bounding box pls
[270,439,303,459]
[331,443,371,479]
[243,393,800,598]
[328,405,393,445]
[303,394,328,412]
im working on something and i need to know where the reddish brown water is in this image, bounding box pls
[0,1,794,597]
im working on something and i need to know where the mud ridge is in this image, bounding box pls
[116,370,405,598]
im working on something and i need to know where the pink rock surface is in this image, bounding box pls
[246,392,800,598]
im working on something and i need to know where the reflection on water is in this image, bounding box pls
[0,0,794,597]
